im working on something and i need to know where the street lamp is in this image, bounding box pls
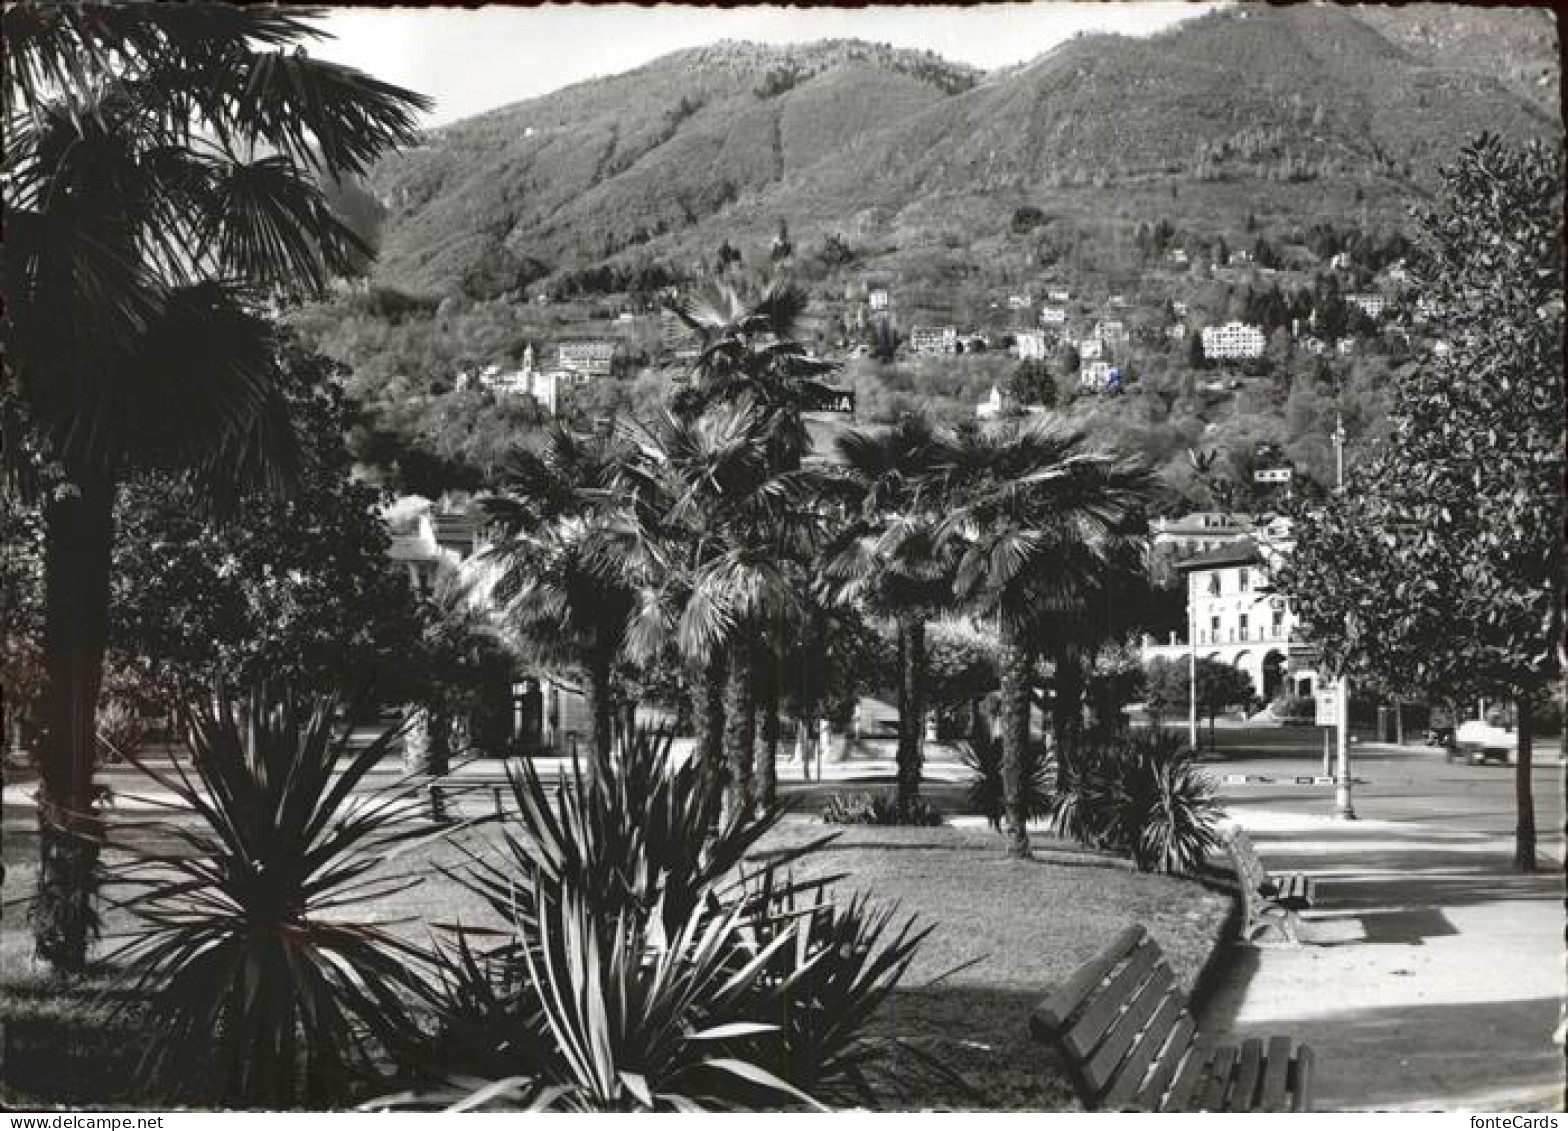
[1331,408,1356,820]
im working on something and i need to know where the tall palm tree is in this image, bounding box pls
[4,5,428,971]
[824,414,959,816]
[632,401,823,822]
[661,275,838,808]
[939,421,1153,858]
[667,278,838,466]
[482,425,640,767]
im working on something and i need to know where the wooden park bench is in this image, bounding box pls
[423,773,514,820]
[1225,826,1316,946]
[1030,924,1314,1112]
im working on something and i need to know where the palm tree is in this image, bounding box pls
[633,401,823,822]
[660,275,838,809]
[939,421,1153,858]
[824,414,959,816]
[667,278,838,466]
[482,425,640,767]
[403,559,515,818]
[4,5,428,970]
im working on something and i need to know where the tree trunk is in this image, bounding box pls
[722,634,756,824]
[692,653,727,813]
[1050,644,1084,761]
[1393,699,1405,746]
[997,624,1034,859]
[583,650,615,773]
[35,469,115,973]
[404,705,452,820]
[896,615,926,817]
[1514,695,1536,873]
[756,645,780,810]
[970,697,990,747]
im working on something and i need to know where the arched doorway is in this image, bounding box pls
[1262,650,1286,702]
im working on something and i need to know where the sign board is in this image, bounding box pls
[806,388,856,414]
[1254,467,1294,484]
[1314,685,1340,727]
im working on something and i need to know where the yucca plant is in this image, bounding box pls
[107,689,438,1108]
[1046,730,1224,875]
[383,726,933,1112]
[962,737,1050,833]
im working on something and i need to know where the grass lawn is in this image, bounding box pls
[1,788,1231,1111]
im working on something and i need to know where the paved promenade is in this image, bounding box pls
[1201,742,1563,1112]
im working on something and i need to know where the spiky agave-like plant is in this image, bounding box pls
[108,689,438,1107]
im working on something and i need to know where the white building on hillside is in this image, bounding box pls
[1015,330,1048,360]
[909,326,959,355]
[1200,321,1266,360]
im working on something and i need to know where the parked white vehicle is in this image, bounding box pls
[1450,720,1515,764]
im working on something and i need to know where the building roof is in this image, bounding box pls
[1172,538,1261,571]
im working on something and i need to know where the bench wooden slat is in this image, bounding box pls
[1032,925,1147,1033]
[1100,989,1188,1110]
[1129,1013,1196,1110]
[1291,1045,1315,1112]
[1083,964,1178,1095]
[1194,1045,1237,1110]
[1258,1035,1294,1111]
[1031,926,1313,1112]
[1162,1044,1214,1110]
[1064,938,1161,1061]
[1226,1038,1265,1111]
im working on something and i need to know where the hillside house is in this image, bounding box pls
[558,340,616,377]
[1007,292,1032,310]
[1094,320,1129,346]
[868,287,890,312]
[909,326,959,355]
[1200,321,1266,360]
[1015,330,1048,360]
[1046,287,1071,302]
[1108,294,1127,309]
[1336,337,1355,355]
[1075,337,1105,361]
[1347,293,1388,320]
[1039,306,1068,326]
[1169,248,1189,266]
[1079,359,1117,391]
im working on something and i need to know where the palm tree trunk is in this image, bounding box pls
[1050,644,1084,760]
[584,650,615,772]
[896,614,926,816]
[757,647,780,810]
[722,634,756,823]
[997,624,1034,859]
[692,653,727,813]
[1514,695,1536,873]
[35,469,115,973]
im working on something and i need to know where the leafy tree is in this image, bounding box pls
[1010,359,1058,408]
[3,4,427,971]
[1271,135,1563,871]
[108,348,424,704]
[1011,205,1046,235]
[1144,656,1257,745]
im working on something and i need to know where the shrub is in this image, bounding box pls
[386,729,934,1112]
[822,791,944,827]
[1271,694,1315,724]
[961,737,1050,832]
[1046,730,1225,875]
[110,690,433,1107]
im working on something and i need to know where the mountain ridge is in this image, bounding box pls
[362,4,1559,298]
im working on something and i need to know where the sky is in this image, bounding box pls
[313,2,1222,127]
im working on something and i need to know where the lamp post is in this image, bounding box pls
[1332,408,1356,820]
[1188,574,1199,751]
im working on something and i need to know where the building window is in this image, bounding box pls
[1272,609,1285,637]
[1237,568,1250,591]
[1238,613,1249,641]
[1208,574,1221,596]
